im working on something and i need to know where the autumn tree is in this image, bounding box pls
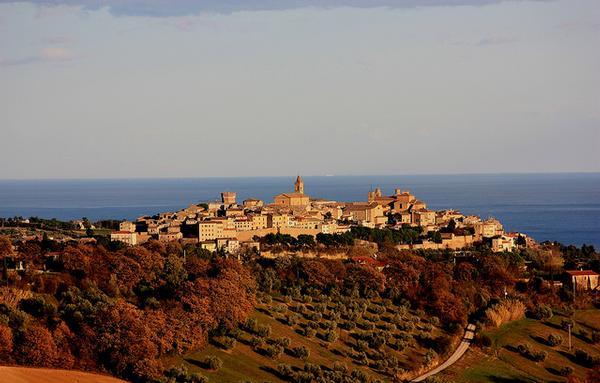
[14,324,58,367]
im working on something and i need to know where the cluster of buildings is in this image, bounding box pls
[111,176,530,254]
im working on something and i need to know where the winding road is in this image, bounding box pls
[411,323,476,382]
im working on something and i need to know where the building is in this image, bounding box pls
[474,218,504,239]
[119,221,136,233]
[221,191,236,206]
[565,270,599,292]
[412,209,436,227]
[243,198,264,208]
[273,175,310,207]
[110,231,137,246]
[198,221,224,241]
[344,202,385,225]
[491,235,516,252]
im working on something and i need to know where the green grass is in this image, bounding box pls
[445,309,600,383]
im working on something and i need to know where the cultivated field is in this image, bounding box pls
[0,366,127,383]
[168,292,458,382]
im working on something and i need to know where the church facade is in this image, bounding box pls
[273,175,310,207]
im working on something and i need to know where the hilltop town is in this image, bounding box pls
[110,176,533,254]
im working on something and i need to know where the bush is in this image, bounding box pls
[323,329,339,343]
[262,344,284,359]
[202,355,223,370]
[530,304,553,320]
[273,337,291,348]
[558,366,573,377]
[277,364,294,379]
[516,344,547,362]
[561,319,574,331]
[476,333,492,347]
[547,333,562,347]
[592,330,600,344]
[423,349,437,365]
[332,361,348,373]
[485,300,526,328]
[574,348,600,367]
[290,345,310,360]
[165,366,208,383]
[249,336,264,348]
[303,327,317,338]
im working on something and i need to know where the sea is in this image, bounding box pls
[0,173,598,248]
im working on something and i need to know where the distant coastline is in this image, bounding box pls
[1,173,599,248]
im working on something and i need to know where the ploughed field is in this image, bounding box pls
[442,309,600,382]
[167,292,458,382]
[0,366,127,383]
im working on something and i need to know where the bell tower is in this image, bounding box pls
[294,175,304,194]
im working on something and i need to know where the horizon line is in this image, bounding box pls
[1,170,599,182]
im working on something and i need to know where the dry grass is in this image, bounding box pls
[484,300,526,328]
[0,287,32,309]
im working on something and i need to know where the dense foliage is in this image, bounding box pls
[0,238,256,382]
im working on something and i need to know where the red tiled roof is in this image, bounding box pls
[566,270,599,276]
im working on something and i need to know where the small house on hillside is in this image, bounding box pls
[565,270,599,292]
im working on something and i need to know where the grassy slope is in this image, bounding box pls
[442,310,600,383]
[168,296,451,383]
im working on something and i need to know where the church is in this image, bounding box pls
[273,175,310,207]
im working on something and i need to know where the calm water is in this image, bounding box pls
[0,173,598,248]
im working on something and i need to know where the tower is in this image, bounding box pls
[221,191,236,205]
[294,175,304,194]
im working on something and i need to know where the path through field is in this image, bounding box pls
[412,323,476,382]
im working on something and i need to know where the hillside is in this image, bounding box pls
[169,292,458,383]
[441,309,600,382]
[0,366,126,383]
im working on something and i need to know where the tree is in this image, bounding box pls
[0,324,13,361]
[14,324,58,367]
[94,300,161,381]
[0,237,13,282]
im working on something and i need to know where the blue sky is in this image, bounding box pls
[1,0,599,178]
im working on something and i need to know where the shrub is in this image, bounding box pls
[561,319,575,331]
[423,349,437,365]
[257,324,272,338]
[574,349,600,367]
[340,320,356,331]
[202,355,223,370]
[592,330,600,344]
[290,345,310,360]
[324,329,339,343]
[530,304,553,320]
[303,327,317,338]
[428,316,440,326]
[485,300,526,328]
[355,340,369,352]
[285,314,300,326]
[558,366,574,377]
[216,336,236,350]
[332,361,348,373]
[273,337,291,348]
[165,366,208,383]
[547,333,562,347]
[262,344,284,359]
[277,363,294,379]
[249,336,264,348]
[476,333,492,347]
[516,344,547,362]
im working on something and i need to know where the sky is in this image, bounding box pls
[0,0,599,179]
